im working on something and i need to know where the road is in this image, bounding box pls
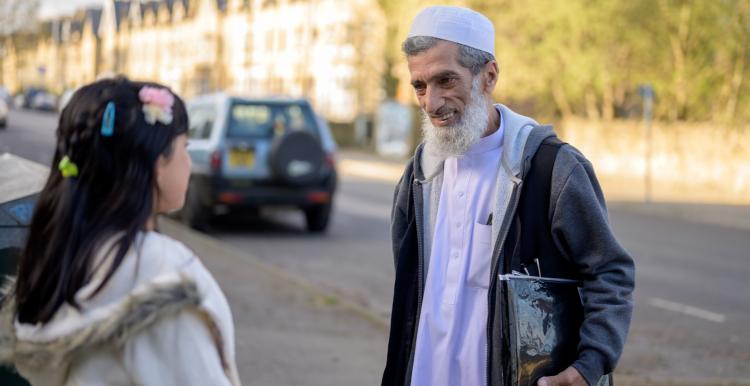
[2,108,749,383]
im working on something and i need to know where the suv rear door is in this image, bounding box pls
[221,99,321,182]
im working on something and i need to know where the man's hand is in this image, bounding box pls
[537,366,587,386]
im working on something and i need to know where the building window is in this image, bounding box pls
[278,30,286,51]
[266,30,273,51]
[296,26,304,47]
[245,32,253,54]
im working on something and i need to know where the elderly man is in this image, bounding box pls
[382,6,634,386]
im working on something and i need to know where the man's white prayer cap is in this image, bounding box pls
[407,6,495,57]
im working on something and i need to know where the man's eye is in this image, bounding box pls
[439,77,456,86]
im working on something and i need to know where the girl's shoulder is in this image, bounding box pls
[138,231,196,270]
[77,231,205,306]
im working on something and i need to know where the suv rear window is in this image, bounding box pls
[227,101,319,139]
[188,104,217,140]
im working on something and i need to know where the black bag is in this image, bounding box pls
[499,135,612,386]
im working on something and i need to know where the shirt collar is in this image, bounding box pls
[464,106,504,155]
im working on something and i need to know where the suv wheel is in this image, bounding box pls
[304,203,332,233]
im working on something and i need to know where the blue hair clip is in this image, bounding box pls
[101,101,116,137]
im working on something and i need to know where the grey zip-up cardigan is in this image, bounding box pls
[382,104,635,386]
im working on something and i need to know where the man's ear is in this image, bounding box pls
[483,60,499,93]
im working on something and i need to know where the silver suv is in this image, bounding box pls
[183,93,337,232]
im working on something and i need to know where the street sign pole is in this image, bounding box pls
[639,85,654,203]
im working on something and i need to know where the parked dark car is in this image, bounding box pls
[182,93,338,232]
[17,88,56,111]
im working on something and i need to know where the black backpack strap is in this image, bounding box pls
[509,134,564,274]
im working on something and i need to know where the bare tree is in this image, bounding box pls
[0,0,40,36]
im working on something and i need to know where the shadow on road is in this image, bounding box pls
[205,210,317,237]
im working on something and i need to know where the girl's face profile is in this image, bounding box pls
[155,134,191,214]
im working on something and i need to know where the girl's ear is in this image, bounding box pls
[154,155,166,184]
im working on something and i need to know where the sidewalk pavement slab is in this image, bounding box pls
[160,218,387,386]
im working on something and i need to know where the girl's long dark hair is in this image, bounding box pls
[14,77,188,324]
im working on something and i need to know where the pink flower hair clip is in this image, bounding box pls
[139,86,174,125]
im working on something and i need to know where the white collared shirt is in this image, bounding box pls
[411,109,504,386]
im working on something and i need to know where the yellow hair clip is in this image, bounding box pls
[58,156,79,178]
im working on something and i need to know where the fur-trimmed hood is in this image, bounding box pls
[0,231,240,386]
[0,276,201,368]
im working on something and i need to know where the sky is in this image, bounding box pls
[39,0,106,19]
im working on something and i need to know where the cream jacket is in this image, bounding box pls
[0,231,241,386]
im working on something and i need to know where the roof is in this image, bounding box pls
[162,0,177,16]
[50,19,65,43]
[85,8,103,36]
[51,0,236,35]
[114,1,131,30]
[141,1,160,20]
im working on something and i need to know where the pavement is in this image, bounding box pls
[160,218,388,386]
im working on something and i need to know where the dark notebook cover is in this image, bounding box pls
[500,274,585,386]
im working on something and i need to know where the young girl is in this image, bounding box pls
[0,78,240,386]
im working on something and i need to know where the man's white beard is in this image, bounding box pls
[421,76,490,158]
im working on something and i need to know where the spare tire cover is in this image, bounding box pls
[268,130,325,185]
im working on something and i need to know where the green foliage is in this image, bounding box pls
[380,0,750,123]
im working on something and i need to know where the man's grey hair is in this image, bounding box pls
[402,36,495,75]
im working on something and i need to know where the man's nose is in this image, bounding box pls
[423,86,445,116]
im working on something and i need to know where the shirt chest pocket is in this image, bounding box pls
[467,222,493,289]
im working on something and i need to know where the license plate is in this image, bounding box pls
[228,149,255,168]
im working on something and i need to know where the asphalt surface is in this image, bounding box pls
[2,108,749,384]
[0,109,57,165]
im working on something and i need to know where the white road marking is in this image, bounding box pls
[649,297,726,323]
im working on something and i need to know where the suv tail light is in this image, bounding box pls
[210,150,222,171]
[324,153,335,168]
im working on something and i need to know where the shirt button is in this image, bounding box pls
[455,222,461,228]
[458,192,464,198]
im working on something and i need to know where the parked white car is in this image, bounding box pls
[0,99,8,129]
[182,93,338,232]
[0,86,11,105]
[30,91,56,111]
[58,88,76,113]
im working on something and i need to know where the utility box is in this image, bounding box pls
[0,153,48,386]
